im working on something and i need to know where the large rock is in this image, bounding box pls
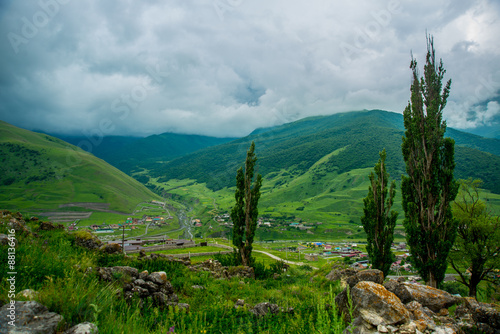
[457,297,500,333]
[400,283,459,313]
[326,268,358,282]
[350,281,411,327]
[346,269,384,288]
[0,301,63,334]
[384,279,413,304]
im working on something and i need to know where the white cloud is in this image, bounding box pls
[0,0,499,137]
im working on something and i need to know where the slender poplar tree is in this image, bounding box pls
[401,35,459,288]
[231,142,262,266]
[361,149,398,277]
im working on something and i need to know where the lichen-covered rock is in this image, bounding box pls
[458,297,500,332]
[401,283,459,313]
[0,301,63,334]
[384,279,413,304]
[147,271,167,285]
[350,281,410,327]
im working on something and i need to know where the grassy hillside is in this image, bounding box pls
[0,121,160,212]
[153,110,500,194]
[57,132,236,174]
[138,110,500,242]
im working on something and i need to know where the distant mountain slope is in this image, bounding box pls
[0,121,160,212]
[153,110,500,194]
[56,133,237,173]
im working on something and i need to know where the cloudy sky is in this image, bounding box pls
[1,0,499,138]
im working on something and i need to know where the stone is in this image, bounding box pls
[17,289,40,300]
[404,301,435,330]
[250,302,280,316]
[326,267,357,282]
[384,279,413,304]
[96,266,138,281]
[63,322,99,334]
[346,269,384,288]
[461,297,500,331]
[235,299,245,309]
[343,316,378,334]
[350,281,411,326]
[147,271,167,285]
[401,283,459,313]
[0,301,63,334]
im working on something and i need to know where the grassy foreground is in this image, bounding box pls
[0,215,350,334]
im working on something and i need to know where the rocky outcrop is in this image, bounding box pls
[123,270,188,311]
[455,297,500,333]
[0,301,63,334]
[188,259,255,280]
[351,281,411,327]
[384,280,459,313]
[330,268,498,334]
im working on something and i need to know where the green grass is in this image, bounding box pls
[0,215,351,333]
[0,121,160,212]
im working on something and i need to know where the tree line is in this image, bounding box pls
[360,35,499,297]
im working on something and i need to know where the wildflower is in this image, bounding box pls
[169,326,175,332]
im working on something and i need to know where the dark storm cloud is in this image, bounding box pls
[0,0,499,137]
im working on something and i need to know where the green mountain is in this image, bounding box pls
[0,121,160,212]
[153,110,500,194]
[137,110,500,232]
[56,133,237,174]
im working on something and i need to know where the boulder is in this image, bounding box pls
[350,281,411,327]
[384,279,413,304]
[400,283,459,313]
[0,301,63,334]
[63,322,98,334]
[146,271,167,285]
[326,267,358,282]
[346,269,384,288]
[457,297,500,332]
[250,302,280,316]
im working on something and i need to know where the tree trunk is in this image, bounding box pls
[427,272,437,288]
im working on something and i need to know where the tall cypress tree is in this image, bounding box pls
[401,35,459,288]
[361,149,398,277]
[231,142,262,266]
